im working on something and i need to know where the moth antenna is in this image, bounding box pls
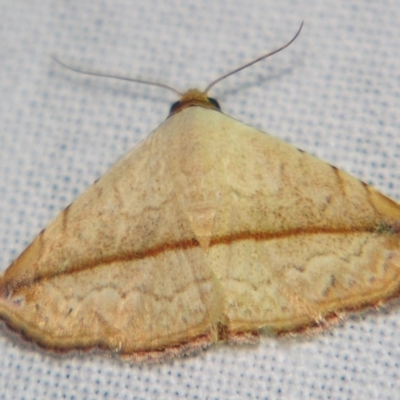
[53,22,302,99]
[203,21,304,94]
[52,55,183,97]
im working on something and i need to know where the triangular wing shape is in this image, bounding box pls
[1,106,400,361]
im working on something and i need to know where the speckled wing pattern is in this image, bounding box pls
[1,106,400,361]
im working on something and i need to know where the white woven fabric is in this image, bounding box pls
[1,1,400,399]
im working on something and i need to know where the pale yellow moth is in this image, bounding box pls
[1,23,400,363]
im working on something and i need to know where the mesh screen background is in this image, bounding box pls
[0,1,399,399]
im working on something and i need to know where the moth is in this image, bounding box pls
[1,23,400,363]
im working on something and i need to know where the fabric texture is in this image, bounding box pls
[0,1,399,399]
